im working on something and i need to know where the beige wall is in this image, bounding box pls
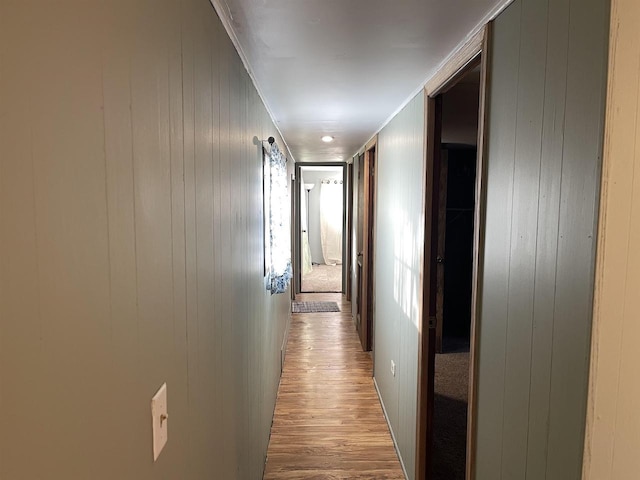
[0,1,291,478]
[583,0,640,478]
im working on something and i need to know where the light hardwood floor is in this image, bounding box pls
[263,293,405,479]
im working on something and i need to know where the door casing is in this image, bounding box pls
[415,24,492,480]
[294,161,348,295]
[355,138,377,352]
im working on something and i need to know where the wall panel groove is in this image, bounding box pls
[0,0,291,478]
[373,91,425,480]
[476,0,609,478]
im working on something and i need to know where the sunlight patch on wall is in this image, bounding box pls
[392,208,421,328]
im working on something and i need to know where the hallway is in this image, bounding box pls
[264,293,405,479]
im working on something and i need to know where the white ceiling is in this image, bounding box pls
[212,0,509,162]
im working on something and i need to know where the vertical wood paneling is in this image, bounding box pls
[0,3,53,474]
[374,91,425,480]
[525,0,569,476]
[210,4,224,471]
[179,1,200,474]
[501,0,547,476]
[166,0,191,473]
[546,0,609,475]
[102,2,148,473]
[583,0,640,478]
[0,0,291,478]
[215,15,231,476]
[476,0,609,478]
[28,3,113,475]
[475,4,520,476]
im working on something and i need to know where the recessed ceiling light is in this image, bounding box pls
[321,135,334,143]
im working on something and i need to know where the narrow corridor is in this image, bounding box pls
[263,293,405,479]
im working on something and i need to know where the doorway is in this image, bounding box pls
[431,141,477,477]
[355,138,376,352]
[416,25,489,480]
[297,163,346,293]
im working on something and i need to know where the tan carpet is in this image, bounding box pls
[301,264,342,292]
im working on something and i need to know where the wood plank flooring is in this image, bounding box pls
[263,293,405,479]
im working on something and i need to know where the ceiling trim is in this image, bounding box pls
[208,0,296,162]
[354,0,514,157]
[424,30,483,97]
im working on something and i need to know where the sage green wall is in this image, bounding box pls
[0,1,291,478]
[373,91,425,479]
[475,0,609,478]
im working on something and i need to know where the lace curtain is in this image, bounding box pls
[265,142,292,294]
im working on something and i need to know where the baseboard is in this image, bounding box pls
[263,305,292,479]
[281,308,292,374]
[373,377,410,480]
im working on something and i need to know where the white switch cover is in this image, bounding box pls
[151,383,168,461]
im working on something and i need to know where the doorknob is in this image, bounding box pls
[436,256,445,264]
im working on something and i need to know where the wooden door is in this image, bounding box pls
[417,95,443,478]
[356,153,365,342]
[346,163,354,301]
[427,97,443,462]
[435,149,448,353]
[363,145,376,352]
[356,142,376,352]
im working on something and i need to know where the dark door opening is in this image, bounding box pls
[422,60,483,480]
[431,145,476,480]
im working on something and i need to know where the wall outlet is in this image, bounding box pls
[151,383,168,461]
[391,360,396,377]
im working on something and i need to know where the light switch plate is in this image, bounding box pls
[151,383,168,461]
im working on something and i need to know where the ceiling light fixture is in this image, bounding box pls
[321,135,334,143]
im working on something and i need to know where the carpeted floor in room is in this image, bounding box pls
[301,264,342,292]
[431,341,470,480]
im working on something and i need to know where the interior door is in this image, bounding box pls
[417,95,443,478]
[356,143,376,352]
[435,149,448,353]
[364,146,376,352]
[356,153,365,341]
[345,163,354,301]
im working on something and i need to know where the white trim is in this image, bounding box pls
[373,377,409,480]
[355,0,513,154]
[209,0,296,162]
